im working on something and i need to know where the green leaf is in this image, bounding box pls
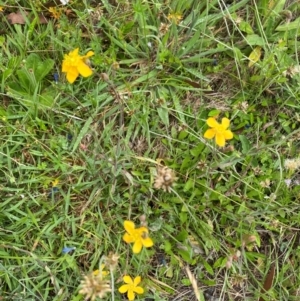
[178,130,188,140]
[190,143,205,157]
[26,53,54,82]
[35,58,54,82]
[169,89,186,125]
[71,117,94,153]
[181,278,191,286]
[239,135,251,153]
[184,178,194,191]
[175,229,188,242]
[213,256,227,268]
[184,67,209,81]
[164,240,172,253]
[157,106,169,126]
[232,47,243,60]
[0,36,5,47]
[180,156,192,171]
[180,211,188,223]
[178,249,194,264]
[39,88,57,107]
[25,53,40,69]
[239,21,254,34]
[276,17,300,31]
[245,34,265,46]
[179,30,201,57]
[203,260,214,276]
[16,69,35,93]
[208,109,220,117]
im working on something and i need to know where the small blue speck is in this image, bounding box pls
[62,246,76,254]
[212,58,218,66]
[158,254,167,266]
[53,73,59,84]
[48,187,59,199]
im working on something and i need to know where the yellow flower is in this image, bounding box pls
[118,275,144,301]
[204,117,233,147]
[52,179,59,187]
[62,48,94,84]
[167,12,183,24]
[93,264,109,277]
[48,7,62,19]
[123,220,153,254]
[0,7,4,12]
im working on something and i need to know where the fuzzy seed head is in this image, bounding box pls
[79,272,111,300]
[154,166,177,192]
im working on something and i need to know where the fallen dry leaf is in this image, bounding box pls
[7,11,29,24]
[7,10,48,25]
[259,264,275,301]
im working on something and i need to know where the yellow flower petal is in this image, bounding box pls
[66,68,79,84]
[132,240,143,254]
[204,129,216,139]
[128,289,135,301]
[224,130,233,140]
[124,220,135,234]
[93,264,109,276]
[206,117,219,127]
[139,226,149,234]
[133,286,144,294]
[77,61,93,77]
[119,284,129,293]
[123,275,133,284]
[123,232,135,243]
[142,237,154,248]
[70,48,79,56]
[215,133,225,147]
[133,276,141,286]
[62,61,69,72]
[84,51,94,58]
[221,117,230,129]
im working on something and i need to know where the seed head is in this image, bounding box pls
[154,166,177,192]
[79,272,111,300]
[105,252,120,271]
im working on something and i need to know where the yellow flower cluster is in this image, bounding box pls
[119,220,154,300]
[79,220,153,301]
[62,47,154,301]
[167,12,183,24]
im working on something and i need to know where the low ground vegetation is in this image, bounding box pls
[1,0,300,300]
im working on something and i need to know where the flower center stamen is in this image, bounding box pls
[215,125,225,133]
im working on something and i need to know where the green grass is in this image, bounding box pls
[1,0,300,300]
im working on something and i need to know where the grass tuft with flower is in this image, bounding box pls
[2,0,300,300]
